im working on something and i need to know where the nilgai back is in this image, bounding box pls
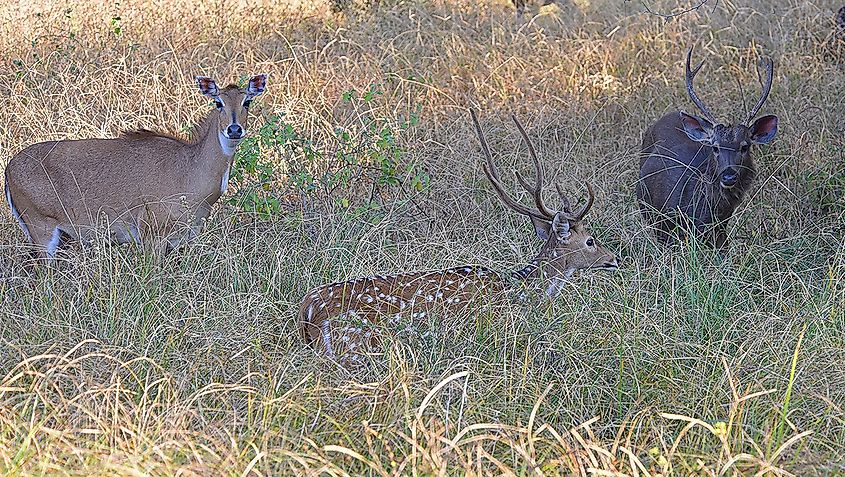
[4,74,267,260]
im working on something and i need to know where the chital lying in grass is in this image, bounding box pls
[299,110,619,360]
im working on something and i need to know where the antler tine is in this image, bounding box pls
[571,182,595,222]
[510,114,557,219]
[685,46,718,125]
[470,109,549,220]
[554,183,573,214]
[744,56,774,125]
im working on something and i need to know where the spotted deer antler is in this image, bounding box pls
[470,109,594,224]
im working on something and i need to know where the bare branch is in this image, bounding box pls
[638,0,717,20]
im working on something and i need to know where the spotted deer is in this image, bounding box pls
[637,47,777,247]
[299,110,620,361]
[3,74,267,261]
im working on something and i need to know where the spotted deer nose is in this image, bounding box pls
[226,124,243,139]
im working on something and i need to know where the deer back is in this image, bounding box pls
[300,266,505,356]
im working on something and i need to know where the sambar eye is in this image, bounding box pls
[243,99,252,109]
[214,99,223,109]
[586,238,594,247]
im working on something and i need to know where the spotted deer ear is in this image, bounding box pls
[246,74,267,99]
[551,213,571,240]
[529,216,552,241]
[196,76,219,98]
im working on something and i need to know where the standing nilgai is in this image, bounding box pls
[300,109,619,361]
[4,74,267,261]
[637,47,778,247]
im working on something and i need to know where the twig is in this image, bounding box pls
[639,0,718,20]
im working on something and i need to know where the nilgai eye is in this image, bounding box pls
[586,238,595,247]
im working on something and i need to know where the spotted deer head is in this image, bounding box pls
[470,110,619,297]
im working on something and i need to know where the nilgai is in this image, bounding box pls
[300,109,619,361]
[637,47,778,247]
[4,74,267,260]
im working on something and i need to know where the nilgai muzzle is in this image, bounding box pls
[637,47,778,247]
[3,74,267,261]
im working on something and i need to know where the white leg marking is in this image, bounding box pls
[306,303,314,324]
[321,320,335,359]
[5,181,31,241]
[46,227,62,258]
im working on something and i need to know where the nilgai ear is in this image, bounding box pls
[551,213,571,241]
[196,76,219,98]
[749,115,778,144]
[246,74,268,98]
[530,216,552,241]
[679,111,714,144]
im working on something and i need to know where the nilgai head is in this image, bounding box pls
[470,110,619,297]
[196,74,267,155]
[679,46,778,190]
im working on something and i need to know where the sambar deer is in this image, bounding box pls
[300,109,619,361]
[637,47,778,247]
[3,74,267,261]
[837,6,845,36]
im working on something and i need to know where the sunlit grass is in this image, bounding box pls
[0,0,843,474]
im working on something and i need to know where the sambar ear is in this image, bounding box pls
[749,115,778,144]
[529,216,552,241]
[246,74,267,98]
[679,111,714,144]
[196,76,219,98]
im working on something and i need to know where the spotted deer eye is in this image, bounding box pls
[586,238,595,247]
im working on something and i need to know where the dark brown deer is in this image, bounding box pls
[637,47,778,247]
[299,110,619,361]
[837,6,845,36]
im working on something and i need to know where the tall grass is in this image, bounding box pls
[1,0,843,474]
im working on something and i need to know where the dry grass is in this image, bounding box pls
[1,0,844,474]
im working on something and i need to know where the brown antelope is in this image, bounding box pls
[637,47,778,247]
[4,74,267,260]
[299,109,619,361]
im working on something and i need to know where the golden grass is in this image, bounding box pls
[1,0,844,474]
